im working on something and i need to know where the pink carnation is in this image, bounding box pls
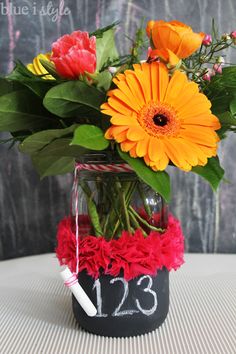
[51,31,96,79]
[56,214,185,281]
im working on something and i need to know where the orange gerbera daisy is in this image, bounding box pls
[101,62,221,172]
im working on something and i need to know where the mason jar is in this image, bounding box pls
[72,152,169,337]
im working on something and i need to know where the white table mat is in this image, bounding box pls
[0,254,235,354]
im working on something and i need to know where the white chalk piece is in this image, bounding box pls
[60,267,97,317]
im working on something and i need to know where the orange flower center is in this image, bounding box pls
[137,101,180,137]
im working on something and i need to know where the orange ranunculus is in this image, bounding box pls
[147,20,204,64]
[146,20,155,37]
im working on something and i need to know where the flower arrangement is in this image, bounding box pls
[1,18,236,336]
[1,18,236,263]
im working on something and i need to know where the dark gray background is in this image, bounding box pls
[0,0,236,259]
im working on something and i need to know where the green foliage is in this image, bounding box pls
[204,66,236,139]
[19,125,77,154]
[30,137,87,178]
[32,154,74,178]
[118,148,171,202]
[205,67,236,114]
[39,59,61,79]
[192,157,225,191]
[230,97,236,117]
[90,21,119,38]
[96,28,119,72]
[43,80,106,119]
[7,61,56,98]
[0,89,56,132]
[0,78,23,96]
[71,125,109,150]
[127,24,148,65]
[32,137,84,157]
[211,18,219,41]
[216,112,236,138]
[95,71,113,91]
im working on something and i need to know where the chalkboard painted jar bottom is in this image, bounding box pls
[72,269,169,337]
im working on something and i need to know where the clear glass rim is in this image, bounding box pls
[76,151,124,165]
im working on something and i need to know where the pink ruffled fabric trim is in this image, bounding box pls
[56,214,184,281]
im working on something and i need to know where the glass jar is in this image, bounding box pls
[72,152,169,337]
[75,152,168,239]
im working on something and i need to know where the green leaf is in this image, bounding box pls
[192,157,224,191]
[218,111,236,125]
[204,66,236,116]
[118,148,171,202]
[221,66,236,87]
[32,154,74,178]
[71,125,109,150]
[216,111,236,138]
[0,89,56,132]
[230,98,236,116]
[96,71,112,91]
[90,21,119,38]
[96,29,119,72]
[43,80,105,118]
[7,61,56,98]
[0,78,23,96]
[19,125,77,154]
[39,59,61,79]
[33,138,86,157]
[31,137,87,178]
[211,18,219,41]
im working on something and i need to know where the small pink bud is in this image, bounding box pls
[202,73,211,81]
[230,30,236,39]
[202,34,212,46]
[213,63,222,74]
[202,68,214,81]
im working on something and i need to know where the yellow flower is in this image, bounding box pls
[101,62,220,172]
[27,53,54,80]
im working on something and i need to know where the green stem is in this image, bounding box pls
[129,206,164,233]
[80,181,103,236]
[128,210,147,237]
[59,119,67,128]
[103,180,125,237]
[115,179,131,233]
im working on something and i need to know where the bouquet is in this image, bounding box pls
[1,18,236,259]
[1,21,235,189]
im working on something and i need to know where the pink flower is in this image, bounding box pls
[202,68,214,81]
[202,73,211,81]
[230,30,236,39]
[230,31,236,44]
[202,34,212,46]
[213,63,222,74]
[51,31,96,79]
[55,214,185,280]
